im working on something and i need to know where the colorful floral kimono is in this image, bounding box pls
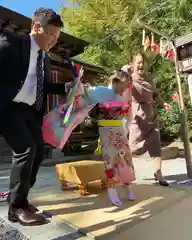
[42,82,135,187]
[95,91,135,187]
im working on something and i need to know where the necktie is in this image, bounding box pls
[36,50,44,110]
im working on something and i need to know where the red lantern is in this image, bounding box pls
[167,49,175,60]
[151,41,159,55]
[144,36,150,51]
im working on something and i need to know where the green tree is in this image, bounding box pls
[61,0,150,70]
[61,0,192,139]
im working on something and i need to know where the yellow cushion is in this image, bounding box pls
[56,160,106,186]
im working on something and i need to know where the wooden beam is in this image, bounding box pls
[0,6,89,57]
[136,19,171,41]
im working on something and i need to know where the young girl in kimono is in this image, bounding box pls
[88,70,136,206]
[43,70,136,207]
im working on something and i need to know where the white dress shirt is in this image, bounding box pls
[13,35,43,106]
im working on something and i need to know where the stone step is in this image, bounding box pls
[0,204,91,240]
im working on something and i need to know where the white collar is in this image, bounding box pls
[29,34,40,52]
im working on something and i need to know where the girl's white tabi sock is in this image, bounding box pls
[107,188,123,206]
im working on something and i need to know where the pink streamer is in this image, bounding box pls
[58,105,94,149]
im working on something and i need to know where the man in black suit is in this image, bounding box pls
[0,8,67,226]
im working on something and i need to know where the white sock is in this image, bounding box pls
[125,185,136,200]
[107,188,123,206]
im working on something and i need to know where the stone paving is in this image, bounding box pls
[134,156,192,186]
[0,156,192,239]
[0,166,90,240]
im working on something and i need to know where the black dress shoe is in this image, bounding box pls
[154,173,169,187]
[8,207,45,226]
[24,200,39,213]
[7,196,39,213]
[27,203,39,213]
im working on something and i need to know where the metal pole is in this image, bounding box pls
[136,19,192,178]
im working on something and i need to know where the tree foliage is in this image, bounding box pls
[61,0,148,70]
[61,0,192,139]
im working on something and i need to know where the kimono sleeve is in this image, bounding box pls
[87,86,115,104]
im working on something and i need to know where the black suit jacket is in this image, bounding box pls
[0,30,66,121]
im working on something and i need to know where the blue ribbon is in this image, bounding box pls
[63,56,79,78]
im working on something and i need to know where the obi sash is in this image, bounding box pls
[97,119,123,127]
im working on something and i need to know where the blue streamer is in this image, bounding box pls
[63,56,79,78]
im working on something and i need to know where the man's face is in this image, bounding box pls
[32,22,61,52]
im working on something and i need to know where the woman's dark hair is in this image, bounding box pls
[32,8,63,28]
[109,69,131,85]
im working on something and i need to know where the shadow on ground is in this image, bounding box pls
[30,183,188,238]
[146,173,192,184]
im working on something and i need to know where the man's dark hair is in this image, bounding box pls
[32,8,63,28]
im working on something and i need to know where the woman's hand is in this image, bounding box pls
[164,102,172,111]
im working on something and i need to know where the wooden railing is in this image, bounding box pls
[46,70,60,113]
